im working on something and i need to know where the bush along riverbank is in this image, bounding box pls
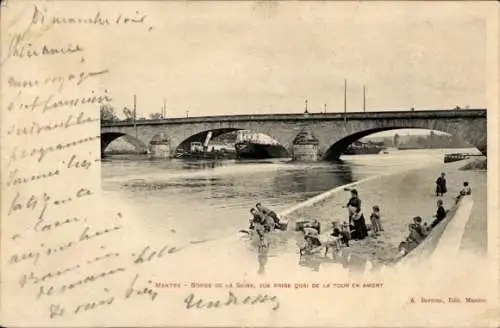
[283,157,487,267]
[460,157,487,171]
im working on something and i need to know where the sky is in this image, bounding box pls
[93,1,488,119]
[20,1,487,119]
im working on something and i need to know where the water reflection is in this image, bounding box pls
[298,254,322,271]
[176,159,228,170]
[247,231,291,275]
[101,148,476,273]
[344,253,369,278]
[257,244,269,275]
[274,161,354,196]
[297,248,369,276]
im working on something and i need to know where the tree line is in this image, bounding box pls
[388,131,469,149]
[100,104,164,122]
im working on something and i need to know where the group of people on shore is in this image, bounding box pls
[434,171,472,205]
[298,188,384,257]
[342,189,384,239]
[298,172,473,259]
[397,173,472,256]
[247,171,473,261]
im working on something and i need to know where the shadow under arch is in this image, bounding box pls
[101,132,148,155]
[322,127,474,161]
[176,128,242,151]
[176,128,290,158]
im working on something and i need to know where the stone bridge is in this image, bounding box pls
[101,109,487,160]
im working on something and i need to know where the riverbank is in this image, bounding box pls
[460,157,487,171]
[91,156,491,327]
[283,156,487,265]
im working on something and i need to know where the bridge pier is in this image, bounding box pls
[149,133,172,158]
[291,129,320,161]
[149,141,171,158]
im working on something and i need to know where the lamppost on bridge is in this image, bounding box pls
[133,94,138,139]
[162,98,166,119]
[343,78,348,125]
[363,85,366,112]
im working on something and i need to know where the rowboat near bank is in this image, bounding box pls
[444,153,471,163]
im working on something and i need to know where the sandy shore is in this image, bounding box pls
[95,156,489,327]
[283,157,487,265]
[100,156,488,280]
[10,158,486,327]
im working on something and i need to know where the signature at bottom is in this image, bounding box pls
[184,291,280,311]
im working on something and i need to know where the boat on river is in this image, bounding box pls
[343,140,387,155]
[234,131,288,159]
[175,142,237,160]
[443,153,472,163]
[235,142,289,159]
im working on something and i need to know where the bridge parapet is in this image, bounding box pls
[102,109,487,127]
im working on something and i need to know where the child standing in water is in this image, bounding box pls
[370,205,383,235]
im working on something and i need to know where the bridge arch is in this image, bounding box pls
[323,126,479,161]
[174,128,291,158]
[101,132,148,155]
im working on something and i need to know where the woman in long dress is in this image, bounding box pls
[350,207,368,240]
[343,189,361,225]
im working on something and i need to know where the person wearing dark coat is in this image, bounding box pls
[435,172,447,197]
[350,207,368,240]
[345,189,361,210]
[343,189,361,224]
[430,199,447,228]
[256,203,280,227]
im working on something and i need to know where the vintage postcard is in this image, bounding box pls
[1,0,499,327]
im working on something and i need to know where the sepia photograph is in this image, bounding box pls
[1,1,498,327]
[100,1,488,275]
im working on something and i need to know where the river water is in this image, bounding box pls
[102,148,480,245]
